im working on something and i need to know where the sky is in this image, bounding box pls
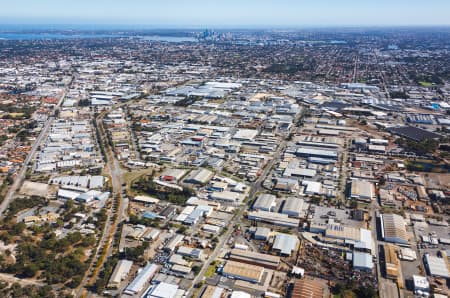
[0,0,449,28]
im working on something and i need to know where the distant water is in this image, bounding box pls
[0,33,124,40]
[0,32,197,42]
[141,35,197,42]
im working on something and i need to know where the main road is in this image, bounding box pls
[76,107,128,298]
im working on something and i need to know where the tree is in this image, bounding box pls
[331,282,344,295]
[355,284,376,298]
[21,264,38,278]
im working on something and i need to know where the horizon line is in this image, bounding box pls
[1,23,450,30]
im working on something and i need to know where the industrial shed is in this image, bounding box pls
[349,179,373,202]
[352,252,374,271]
[291,278,325,298]
[229,249,280,270]
[184,168,214,184]
[222,261,265,283]
[281,197,305,218]
[124,263,159,296]
[423,254,450,278]
[252,193,276,211]
[272,233,299,256]
[254,227,271,240]
[108,259,133,288]
[381,213,409,245]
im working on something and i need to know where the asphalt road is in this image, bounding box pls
[77,108,128,298]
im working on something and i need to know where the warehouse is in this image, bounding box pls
[229,249,280,270]
[222,260,265,283]
[383,244,401,280]
[296,147,338,160]
[202,224,221,234]
[252,194,276,211]
[353,252,374,271]
[184,168,214,185]
[184,205,213,225]
[200,285,224,298]
[210,191,244,204]
[416,185,429,201]
[177,246,204,260]
[171,264,191,275]
[423,254,450,278]
[169,254,191,267]
[254,227,271,240]
[145,282,180,298]
[281,197,305,218]
[349,180,373,202]
[367,145,386,153]
[412,275,430,296]
[247,210,300,228]
[232,129,259,141]
[283,168,317,178]
[389,126,440,142]
[273,178,300,193]
[272,233,299,256]
[164,234,184,252]
[309,222,374,252]
[133,195,160,205]
[108,259,133,288]
[302,181,322,195]
[57,189,82,200]
[369,138,389,145]
[124,263,159,296]
[159,168,187,182]
[380,213,409,245]
[291,278,325,298]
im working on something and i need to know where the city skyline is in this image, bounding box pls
[1,0,450,27]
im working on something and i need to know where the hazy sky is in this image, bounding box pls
[1,0,449,27]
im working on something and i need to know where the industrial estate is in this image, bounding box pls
[0,26,448,298]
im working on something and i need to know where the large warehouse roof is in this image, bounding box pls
[252,193,276,211]
[281,197,304,217]
[353,252,374,270]
[424,254,450,278]
[222,260,264,283]
[229,249,280,268]
[350,179,373,201]
[184,168,214,184]
[124,263,159,295]
[291,278,325,298]
[296,147,338,159]
[272,233,299,255]
[381,213,409,245]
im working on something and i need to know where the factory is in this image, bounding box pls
[380,213,409,246]
[222,260,265,283]
[352,251,374,271]
[296,147,338,160]
[184,168,214,185]
[349,179,374,202]
[124,263,159,296]
[309,222,374,253]
[272,233,299,256]
[108,260,133,289]
[423,254,450,279]
[252,194,276,211]
[228,249,280,270]
[281,197,305,218]
[247,210,300,228]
